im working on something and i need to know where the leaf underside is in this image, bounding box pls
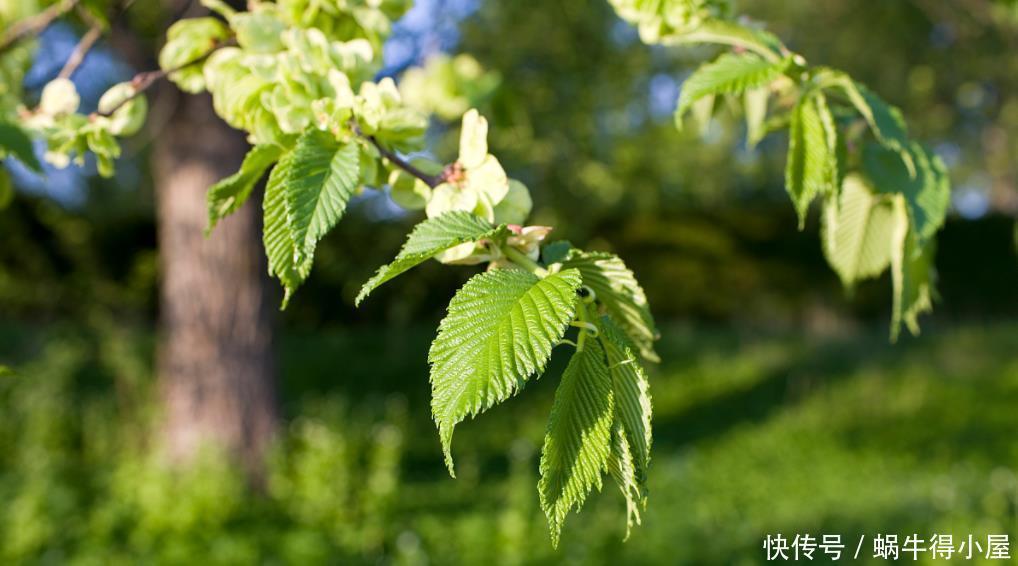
[822,174,897,287]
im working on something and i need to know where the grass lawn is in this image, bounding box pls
[1,320,1016,563]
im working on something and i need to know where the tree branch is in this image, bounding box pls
[351,121,444,188]
[57,22,102,79]
[58,0,140,80]
[0,0,81,53]
[96,39,232,117]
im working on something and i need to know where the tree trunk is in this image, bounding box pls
[153,92,279,477]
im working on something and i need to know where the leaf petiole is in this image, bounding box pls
[502,245,548,278]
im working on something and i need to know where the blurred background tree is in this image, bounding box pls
[0,0,1016,563]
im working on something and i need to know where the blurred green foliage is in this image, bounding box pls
[1,321,1017,564]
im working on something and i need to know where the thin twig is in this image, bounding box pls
[350,121,443,188]
[95,39,232,117]
[369,137,444,188]
[59,0,141,80]
[0,0,81,53]
[58,24,102,79]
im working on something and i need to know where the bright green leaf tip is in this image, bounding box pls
[355,212,505,306]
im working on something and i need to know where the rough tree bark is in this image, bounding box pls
[153,91,279,477]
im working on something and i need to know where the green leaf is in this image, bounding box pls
[492,179,533,225]
[608,422,643,540]
[207,144,283,235]
[744,87,770,148]
[689,93,715,136]
[263,150,313,307]
[356,212,509,305]
[863,142,950,247]
[598,316,652,490]
[97,82,148,136]
[676,53,787,124]
[890,196,935,341]
[660,19,786,63]
[816,69,911,163]
[426,182,479,218]
[230,8,286,53]
[538,335,615,547]
[597,315,652,539]
[542,240,574,266]
[159,17,230,94]
[283,130,360,260]
[821,175,898,287]
[785,91,838,227]
[0,121,42,172]
[561,250,660,362]
[0,365,13,377]
[429,268,582,476]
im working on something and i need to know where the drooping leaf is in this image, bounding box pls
[207,144,282,235]
[283,130,360,260]
[356,212,509,305]
[689,93,715,136]
[785,91,837,227]
[263,150,313,307]
[562,250,660,362]
[608,422,643,540]
[821,175,898,287]
[676,52,788,126]
[816,92,840,185]
[538,335,615,547]
[0,121,42,172]
[598,316,653,489]
[890,196,935,341]
[863,142,950,247]
[744,86,770,148]
[429,268,582,475]
[816,69,911,164]
[659,19,786,62]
